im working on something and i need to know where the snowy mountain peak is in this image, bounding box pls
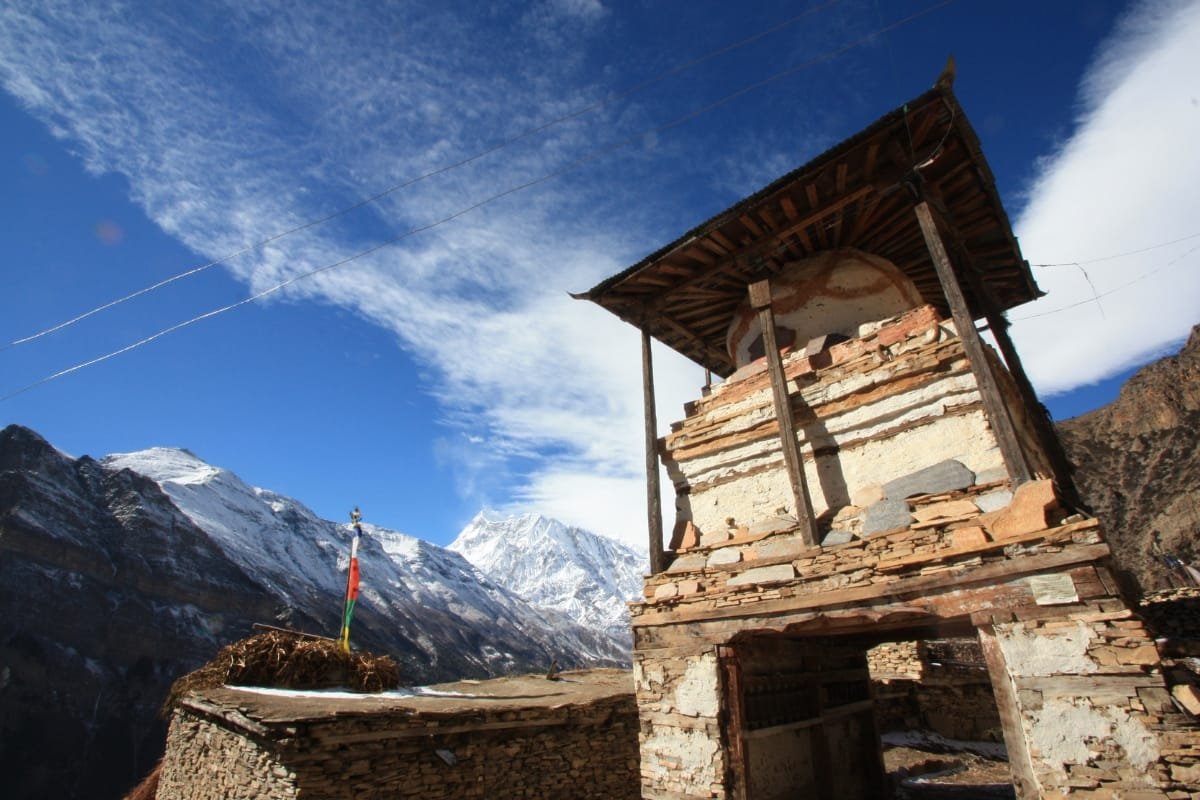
[104,446,220,485]
[449,512,646,647]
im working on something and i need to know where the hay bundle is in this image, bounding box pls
[164,630,400,714]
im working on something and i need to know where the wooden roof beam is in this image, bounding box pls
[659,185,875,300]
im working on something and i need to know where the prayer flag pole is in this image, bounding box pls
[338,507,364,654]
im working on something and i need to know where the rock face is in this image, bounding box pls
[0,426,628,800]
[0,425,274,800]
[1056,325,1200,594]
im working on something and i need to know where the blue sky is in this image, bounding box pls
[1,0,1198,550]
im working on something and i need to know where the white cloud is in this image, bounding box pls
[0,0,703,546]
[1011,0,1200,396]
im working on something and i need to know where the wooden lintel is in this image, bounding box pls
[748,279,818,547]
[914,202,1032,485]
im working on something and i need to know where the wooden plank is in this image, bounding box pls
[914,202,1032,484]
[633,543,1112,627]
[740,699,874,739]
[749,279,818,547]
[643,326,665,575]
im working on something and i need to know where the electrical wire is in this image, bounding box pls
[1031,230,1200,267]
[0,0,959,402]
[1011,242,1200,322]
[1,0,847,353]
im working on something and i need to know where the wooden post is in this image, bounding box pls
[977,624,1040,799]
[748,279,819,546]
[914,202,1032,485]
[641,326,665,575]
[970,278,1083,508]
[718,646,750,800]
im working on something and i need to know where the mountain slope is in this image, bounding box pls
[101,446,628,675]
[1057,324,1200,593]
[450,510,646,648]
[0,426,626,800]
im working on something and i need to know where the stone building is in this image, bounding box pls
[155,670,639,800]
[578,81,1200,798]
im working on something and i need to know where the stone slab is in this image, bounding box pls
[822,530,855,546]
[726,564,796,587]
[748,516,797,536]
[912,498,980,522]
[751,535,809,560]
[974,488,1014,513]
[666,553,708,574]
[707,547,742,567]
[883,460,975,501]
[862,498,914,535]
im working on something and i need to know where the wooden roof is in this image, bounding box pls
[577,85,1041,377]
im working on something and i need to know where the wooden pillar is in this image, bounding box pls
[976,624,1040,799]
[970,280,1083,508]
[748,279,819,546]
[718,646,749,800]
[641,326,665,575]
[914,202,1033,485]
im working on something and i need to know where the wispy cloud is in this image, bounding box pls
[1011,0,1200,398]
[0,0,713,548]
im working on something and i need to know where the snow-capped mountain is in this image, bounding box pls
[1,424,641,799]
[101,446,628,675]
[450,510,647,648]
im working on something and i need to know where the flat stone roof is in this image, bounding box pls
[181,668,633,728]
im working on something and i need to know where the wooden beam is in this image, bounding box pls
[748,279,819,547]
[719,646,750,800]
[642,326,665,575]
[949,251,1082,509]
[914,202,1032,485]
[663,187,874,300]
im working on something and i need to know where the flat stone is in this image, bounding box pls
[677,579,702,596]
[752,535,809,560]
[952,526,989,549]
[974,488,1014,513]
[822,530,855,546]
[666,553,708,574]
[700,529,731,547]
[974,466,1010,485]
[726,564,796,587]
[677,521,699,551]
[653,583,679,600]
[989,479,1060,539]
[748,516,796,536]
[862,498,914,535]
[912,499,980,522]
[1173,684,1200,716]
[883,460,976,501]
[707,548,742,567]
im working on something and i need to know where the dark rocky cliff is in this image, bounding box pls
[0,425,277,799]
[1057,325,1200,594]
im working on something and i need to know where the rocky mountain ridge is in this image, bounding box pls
[1057,324,1200,594]
[0,426,633,799]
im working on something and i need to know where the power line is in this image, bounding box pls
[1031,230,1200,267]
[1012,241,1200,322]
[1,0,847,353]
[1,0,958,402]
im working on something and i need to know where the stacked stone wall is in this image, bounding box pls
[156,684,639,800]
